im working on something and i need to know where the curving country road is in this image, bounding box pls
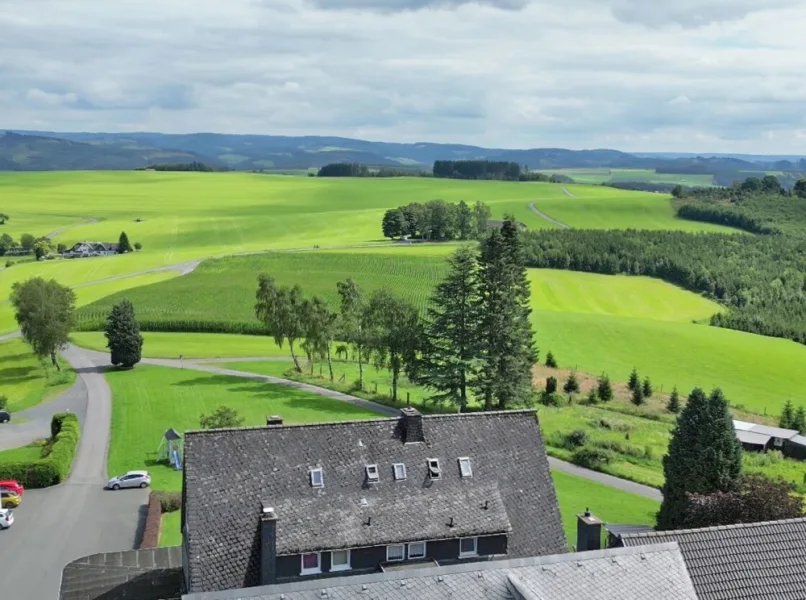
[0,345,147,600]
[528,201,570,229]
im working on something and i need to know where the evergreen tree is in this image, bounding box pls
[545,351,557,368]
[779,400,796,429]
[642,376,653,398]
[104,299,143,368]
[667,386,681,413]
[563,372,580,395]
[657,387,743,530]
[473,221,537,409]
[792,406,806,434]
[596,374,613,402]
[631,384,645,406]
[420,246,481,409]
[586,386,598,405]
[545,376,558,395]
[118,231,132,253]
[628,367,639,391]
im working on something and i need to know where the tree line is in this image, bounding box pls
[520,228,806,345]
[381,199,491,240]
[316,163,423,177]
[137,162,217,172]
[433,160,521,181]
[254,221,536,410]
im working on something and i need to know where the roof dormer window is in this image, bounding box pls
[366,464,379,483]
[309,467,324,488]
[458,457,472,478]
[393,463,407,480]
[427,458,441,480]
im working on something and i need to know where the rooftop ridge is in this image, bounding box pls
[184,408,539,437]
[623,516,806,539]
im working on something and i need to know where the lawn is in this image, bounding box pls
[551,471,659,546]
[0,338,75,412]
[159,511,182,547]
[71,331,291,359]
[104,364,382,491]
[534,168,715,188]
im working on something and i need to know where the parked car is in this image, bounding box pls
[0,508,14,529]
[107,470,151,490]
[1,490,21,509]
[0,409,9,423]
[0,480,24,496]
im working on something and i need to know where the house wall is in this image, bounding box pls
[274,534,508,583]
[783,440,806,461]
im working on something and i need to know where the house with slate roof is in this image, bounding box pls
[732,419,806,460]
[63,241,120,258]
[616,516,806,600]
[180,408,566,595]
[181,542,699,600]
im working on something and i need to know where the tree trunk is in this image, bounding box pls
[51,350,60,371]
[289,340,302,372]
[392,369,398,402]
[459,370,467,412]
[326,346,334,382]
[358,347,364,390]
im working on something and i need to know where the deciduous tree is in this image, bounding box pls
[420,246,481,409]
[20,233,35,251]
[10,278,76,370]
[456,200,473,240]
[658,387,743,530]
[255,276,305,372]
[104,299,143,368]
[336,278,367,389]
[472,200,491,237]
[199,406,244,429]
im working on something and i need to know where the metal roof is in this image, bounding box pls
[735,430,771,447]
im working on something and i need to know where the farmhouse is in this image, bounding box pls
[63,241,120,258]
[180,408,567,594]
[732,419,806,460]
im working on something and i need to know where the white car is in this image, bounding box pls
[0,508,13,529]
[107,470,151,490]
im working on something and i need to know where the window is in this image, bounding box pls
[774,437,784,447]
[387,544,405,562]
[427,458,441,480]
[393,463,407,480]
[408,542,426,560]
[458,457,472,478]
[459,537,478,557]
[300,552,321,575]
[330,550,351,572]
[309,467,324,488]
[366,464,379,482]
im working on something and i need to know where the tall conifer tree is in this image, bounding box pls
[105,299,143,368]
[658,387,743,530]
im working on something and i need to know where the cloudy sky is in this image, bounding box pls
[2,0,805,152]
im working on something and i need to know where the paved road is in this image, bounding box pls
[560,187,575,198]
[528,201,569,229]
[0,345,147,600]
[548,457,662,501]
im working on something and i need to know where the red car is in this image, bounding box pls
[0,480,24,496]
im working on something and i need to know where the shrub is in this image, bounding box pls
[539,392,563,407]
[4,260,11,268]
[0,395,7,410]
[545,351,557,368]
[152,490,182,513]
[585,387,598,405]
[566,429,588,448]
[591,439,646,459]
[134,242,143,251]
[545,376,558,395]
[572,447,614,470]
[588,417,632,433]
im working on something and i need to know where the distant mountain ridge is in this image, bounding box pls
[3,130,805,175]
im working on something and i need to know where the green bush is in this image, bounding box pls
[0,413,80,488]
[591,439,647,460]
[153,490,182,513]
[0,395,7,410]
[539,392,564,407]
[566,429,588,448]
[571,447,614,470]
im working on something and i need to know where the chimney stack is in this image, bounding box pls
[401,407,424,444]
[266,415,283,426]
[260,504,278,585]
[576,508,603,552]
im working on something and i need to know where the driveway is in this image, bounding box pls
[0,345,147,600]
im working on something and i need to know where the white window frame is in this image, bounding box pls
[774,437,784,447]
[427,458,441,480]
[393,463,407,480]
[459,537,478,558]
[366,464,380,482]
[309,467,324,488]
[386,544,405,562]
[458,457,473,478]
[408,542,426,560]
[300,552,322,575]
[330,549,351,572]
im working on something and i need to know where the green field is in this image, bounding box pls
[104,364,381,491]
[536,168,715,187]
[0,338,75,412]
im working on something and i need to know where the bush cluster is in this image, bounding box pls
[571,447,614,470]
[0,413,80,488]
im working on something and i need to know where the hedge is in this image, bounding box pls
[74,317,268,336]
[0,413,80,488]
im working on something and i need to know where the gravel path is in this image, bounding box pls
[561,187,575,198]
[528,202,570,229]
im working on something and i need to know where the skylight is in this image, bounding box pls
[393,463,407,480]
[309,467,324,488]
[366,464,379,482]
[458,457,472,478]
[427,458,441,480]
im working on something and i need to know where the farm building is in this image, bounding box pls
[63,241,120,258]
[732,419,806,459]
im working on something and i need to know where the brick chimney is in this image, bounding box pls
[401,407,424,443]
[260,504,278,585]
[266,415,283,426]
[576,508,603,552]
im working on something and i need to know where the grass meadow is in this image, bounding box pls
[535,168,715,187]
[0,338,75,412]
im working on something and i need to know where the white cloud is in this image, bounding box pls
[0,0,804,152]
